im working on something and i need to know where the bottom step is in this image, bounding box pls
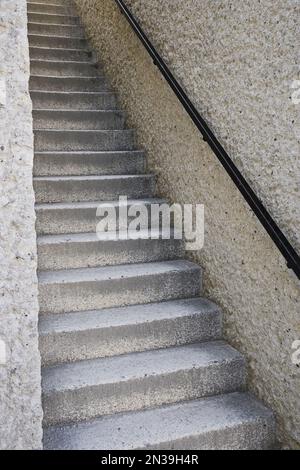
[43,392,275,450]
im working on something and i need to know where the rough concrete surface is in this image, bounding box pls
[0,0,43,449]
[75,0,300,447]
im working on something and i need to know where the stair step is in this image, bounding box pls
[28,22,85,38]
[29,46,92,61]
[28,4,77,15]
[28,0,75,11]
[35,198,166,235]
[38,260,202,313]
[32,110,125,130]
[43,392,275,450]
[30,76,108,92]
[30,59,100,77]
[37,229,184,270]
[39,298,222,365]
[33,150,145,177]
[31,91,117,110]
[28,34,88,49]
[34,174,155,203]
[28,13,80,25]
[33,129,135,152]
[42,341,245,425]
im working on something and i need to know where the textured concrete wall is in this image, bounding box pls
[75,0,300,447]
[0,0,43,449]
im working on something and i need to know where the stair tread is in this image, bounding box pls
[31,59,94,65]
[42,340,243,392]
[37,228,180,245]
[34,174,153,181]
[29,46,91,53]
[39,297,220,334]
[38,259,201,284]
[30,74,105,79]
[35,197,166,210]
[35,149,141,154]
[32,109,123,114]
[28,32,85,39]
[43,392,274,450]
[27,13,79,20]
[31,91,114,95]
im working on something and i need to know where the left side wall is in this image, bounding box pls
[0,0,43,449]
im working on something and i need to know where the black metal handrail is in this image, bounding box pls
[115,0,300,280]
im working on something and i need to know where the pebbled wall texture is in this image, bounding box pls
[0,0,43,449]
[75,0,300,447]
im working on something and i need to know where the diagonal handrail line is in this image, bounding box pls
[115,0,300,279]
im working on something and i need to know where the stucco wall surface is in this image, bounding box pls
[0,0,43,449]
[75,0,300,447]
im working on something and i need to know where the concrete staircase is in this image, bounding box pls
[28,0,276,450]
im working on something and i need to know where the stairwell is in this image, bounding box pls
[28,0,276,450]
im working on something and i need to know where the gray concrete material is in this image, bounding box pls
[28,0,75,8]
[32,110,125,130]
[31,91,117,110]
[34,129,135,152]
[39,298,222,365]
[0,0,43,449]
[28,4,76,15]
[28,13,80,25]
[29,46,92,61]
[75,0,296,447]
[34,174,155,203]
[43,392,275,450]
[37,229,184,270]
[38,260,202,313]
[30,75,108,92]
[28,33,88,49]
[28,22,85,38]
[42,341,246,425]
[33,150,145,176]
[30,59,100,77]
[35,198,166,235]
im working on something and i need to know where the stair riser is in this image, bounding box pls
[33,130,135,152]
[34,176,154,203]
[33,110,125,131]
[37,237,184,270]
[30,61,100,77]
[29,47,92,61]
[36,201,162,235]
[28,23,85,38]
[34,151,145,176]
[38,269,202,314]
[30,76,108,92]
[28,34,87,49]
[42,358,245,425]
[28,13,80,25]
[40,312,221,366]
[31,92,117,110]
